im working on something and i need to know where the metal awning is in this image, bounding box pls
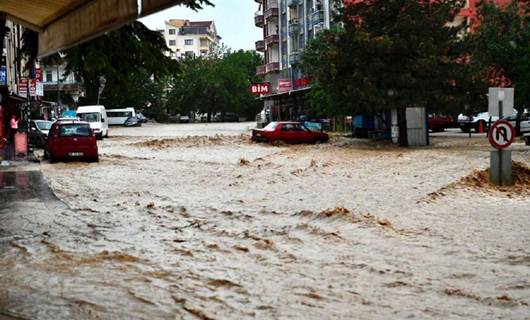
[0,0,181,58]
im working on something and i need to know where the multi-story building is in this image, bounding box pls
[254,0,338,121]
[254,0,512,122]
[162,19,221,59]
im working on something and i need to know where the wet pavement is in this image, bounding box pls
[0,123,529,319]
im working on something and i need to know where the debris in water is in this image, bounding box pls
[146,202,155,209]
[239,158,250,166]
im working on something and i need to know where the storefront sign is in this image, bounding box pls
[0,66,6,85]
[294,77,311,89]
[29,80,37,96]
[36,82,44,97]
[250,83,270,95]
[278,79,292,93]
[35,68,43,82]
[18,79,28,97]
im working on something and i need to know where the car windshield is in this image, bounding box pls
[78,112,101,122]
[35,121,53,130]
[263,122,278,131]
[59,124,92,137]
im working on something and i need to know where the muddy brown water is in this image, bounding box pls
[1,125,529,319]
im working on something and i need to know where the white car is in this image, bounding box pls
[457,112,499,133]
[503,112,530,136]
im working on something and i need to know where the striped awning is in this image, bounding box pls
[0,0,180,57]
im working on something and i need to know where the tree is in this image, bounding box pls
[302,0,474,146]
[60,21,177,111]
[470,1,530,134]
[166,49,263,121]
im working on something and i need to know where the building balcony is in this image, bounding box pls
[256,65,267,76]
[312,9,325,25]
[264,1,279,20]
[266,62,280,73]
[288,19,299,34]
[255,12,264,27]
[289,51,301,65]
[287,0,300,7]
[265,34,279,46]
[255,40,265,52]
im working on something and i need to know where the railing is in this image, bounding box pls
[289,51,300,65]
[264,1,279,20]
[265,34,279,46]
[255,40,265,52]
[255,12,264,27]
[266,62,280,73]
[312,9,324,25]
[256,65,267,75]
[288,19,299,34]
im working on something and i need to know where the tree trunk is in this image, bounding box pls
[397,108,409,147]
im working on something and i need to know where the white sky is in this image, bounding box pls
[139,1,262,50]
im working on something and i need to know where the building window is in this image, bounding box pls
[185,51,195,58]
[169,40,176,46]
[169,29,176,35]
[45,71,53,82]
[185,39,193,45]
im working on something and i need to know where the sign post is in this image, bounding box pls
[488,120,515,186]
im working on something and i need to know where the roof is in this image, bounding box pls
[166,19,214,28]
[0,0,181,57]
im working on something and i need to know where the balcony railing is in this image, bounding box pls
[256,65,267,76]
[255,12,264,27]
[289,51,301,65]
[288,19,299,34]
[266,62,280,73]
[265,34,279,46]
[255,40,265,52]
[312,9,324,25]
[264,1,279,20]
[287,0,300,7]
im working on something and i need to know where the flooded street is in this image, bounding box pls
[1,122,529,319]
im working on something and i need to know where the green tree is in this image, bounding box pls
[470,1,530,133]
[166,49,263,121]
[302,0,474,146]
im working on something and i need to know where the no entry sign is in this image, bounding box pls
[488,120,515,150]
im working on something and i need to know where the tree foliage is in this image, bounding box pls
[60,21,176,109]
[166,49,263,120]
[302,0,477,146]
[471,1,530,108]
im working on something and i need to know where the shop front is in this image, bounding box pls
[0,89,28,161]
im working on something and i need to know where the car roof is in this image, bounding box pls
[55,119,90,125]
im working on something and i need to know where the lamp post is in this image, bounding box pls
[97,76,106,105]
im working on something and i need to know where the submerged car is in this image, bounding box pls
[252,121,329,144]
[45,119,99,163]
[29,120,53,148]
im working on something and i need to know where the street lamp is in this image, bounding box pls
[97,76,106,105]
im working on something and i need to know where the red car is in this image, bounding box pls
[428,114,454,132]
[45,120,99,163]
[252,121,329,144]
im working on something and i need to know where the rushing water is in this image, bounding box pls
[1,126,529,319]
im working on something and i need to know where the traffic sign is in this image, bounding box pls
[488,120,515,150]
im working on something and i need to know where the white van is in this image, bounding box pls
[107,108,136,126]
[76,105,109,139]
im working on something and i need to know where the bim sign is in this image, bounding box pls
[250,83,270,95]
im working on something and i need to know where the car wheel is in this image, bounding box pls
[88,156,99,163]
[525,137,530,146]
[49,155,57,164]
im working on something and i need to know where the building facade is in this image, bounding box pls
[254,0,339,121]
[162,19,221,59]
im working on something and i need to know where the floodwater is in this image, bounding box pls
[1,123,529,319]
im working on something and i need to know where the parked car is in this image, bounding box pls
[45,119,99,163]
[252,121,329,144]
[428,114,453,132]
[179,114,190,123]
[136,112,148,123]
[214,112,239,122]
[28,120,53,148]
[124,116,142,127]
[503,112,530,136]
[457,112,497,133]
[76,105,109,139]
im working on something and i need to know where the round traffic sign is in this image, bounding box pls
[488,120,515,150]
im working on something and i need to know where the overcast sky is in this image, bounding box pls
[139,1,262,51]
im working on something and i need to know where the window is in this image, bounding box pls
[185,39,193,45]
[169,40,176,46]
[168,29,176,35]
[45,71,53,82]
[78,113,101,123]
[185,51,195,58]
[59,124,91,137]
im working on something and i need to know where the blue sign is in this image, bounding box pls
[0,66,6,85]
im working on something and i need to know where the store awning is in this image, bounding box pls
[0,0,180,58]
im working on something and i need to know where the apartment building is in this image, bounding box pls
[254,0,338,120]
[162,19,221,59]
